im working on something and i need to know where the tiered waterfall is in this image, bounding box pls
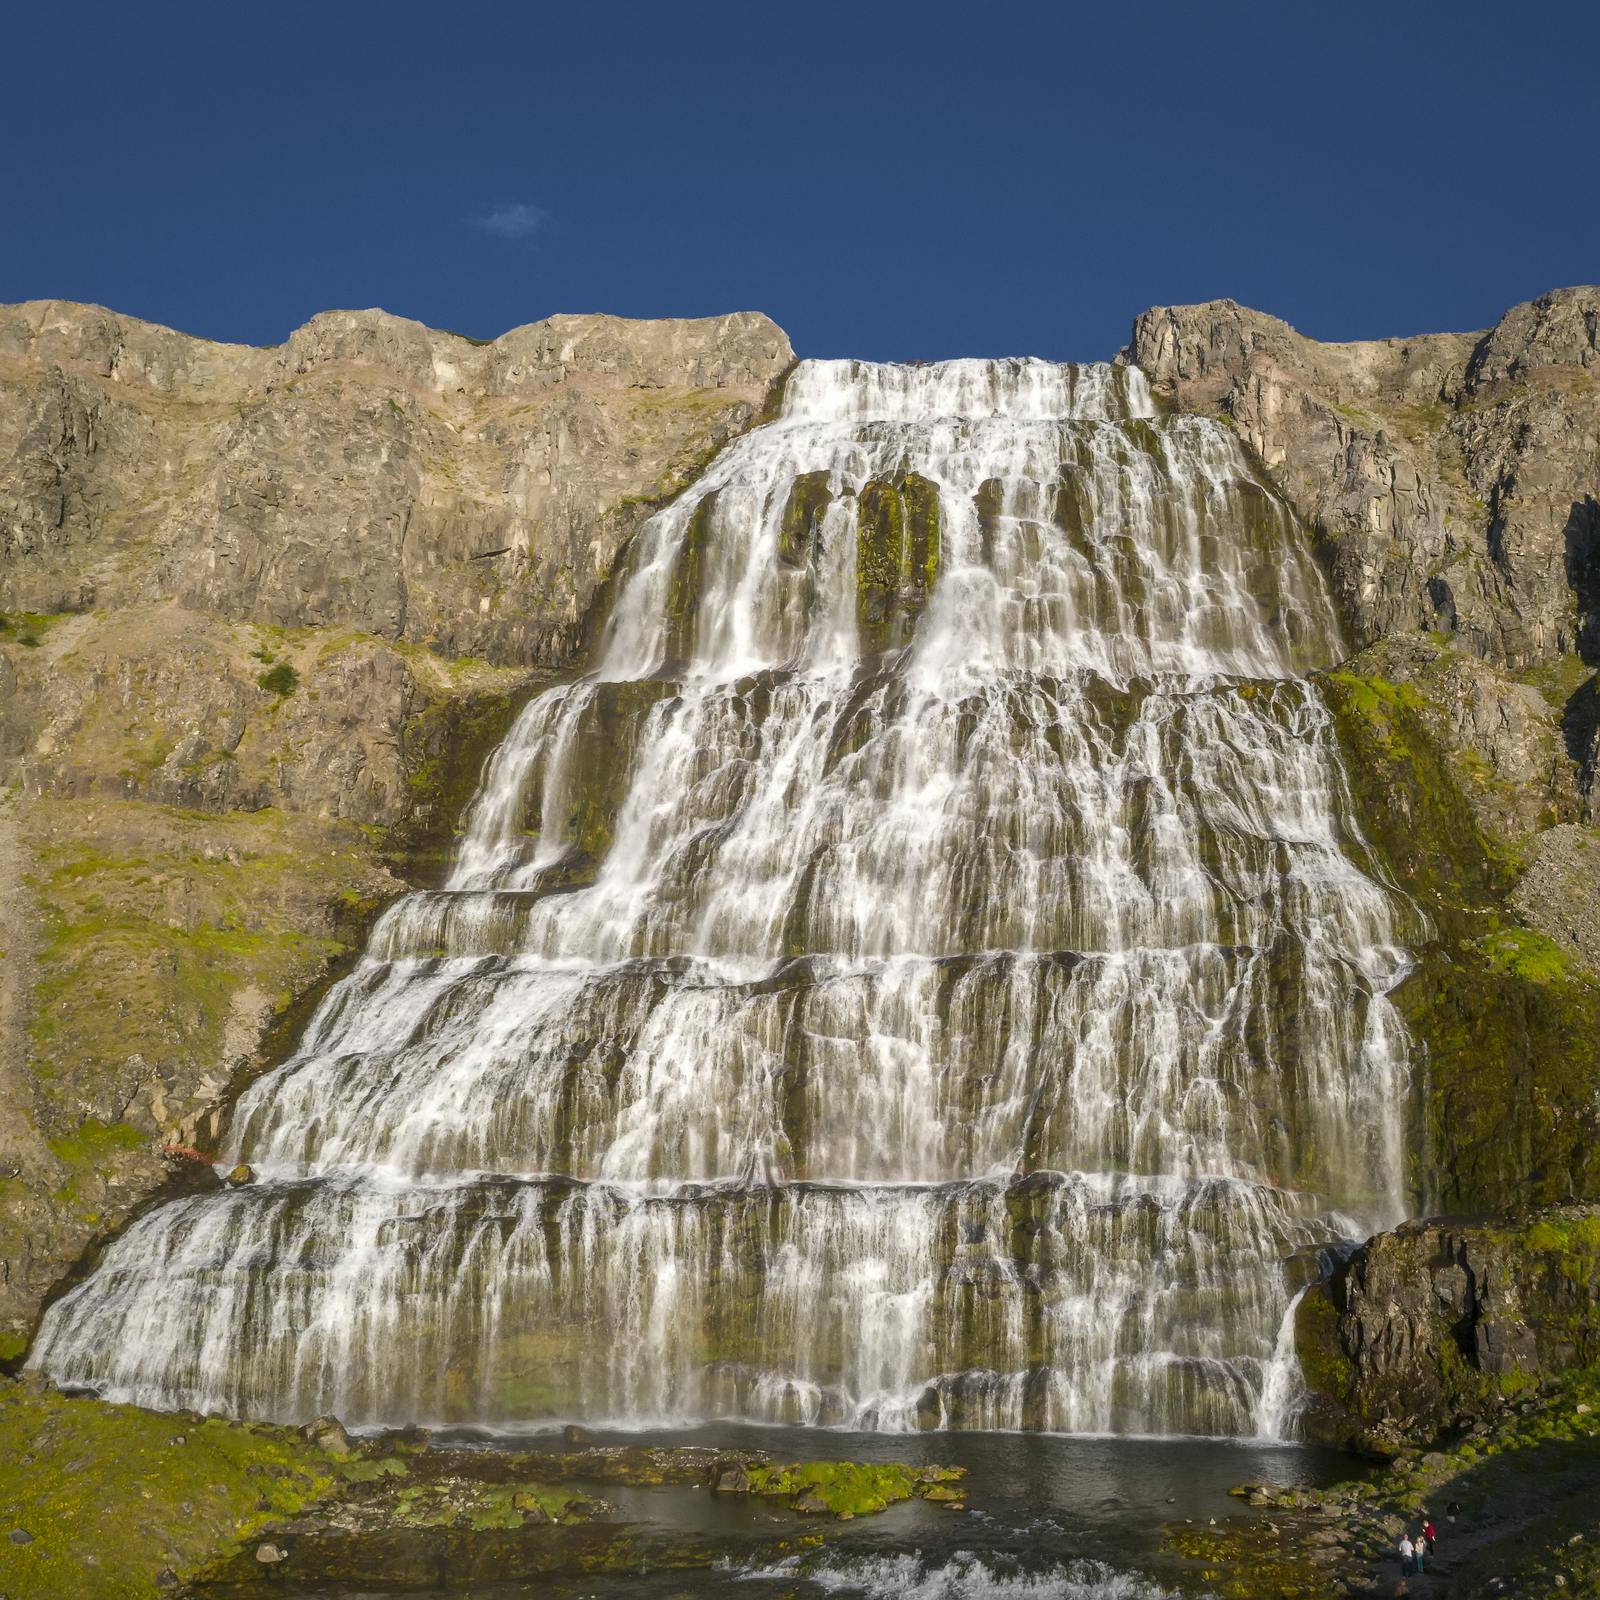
[33,358,1416,1436]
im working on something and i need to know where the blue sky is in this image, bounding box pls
[5,0,1596,360]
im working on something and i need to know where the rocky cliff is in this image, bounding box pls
[0,301,793,1355]
[1295,1208,1600,1446]
[4,285,1597,1441]
[1130,289,1600,1435]
[1130,286,1600,675]
[0,301,792,662]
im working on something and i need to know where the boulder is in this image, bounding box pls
[299,1414,351,1455]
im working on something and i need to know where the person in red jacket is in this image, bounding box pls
[1422,1518,1438,1558]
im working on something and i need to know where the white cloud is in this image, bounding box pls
[472,202,548,242]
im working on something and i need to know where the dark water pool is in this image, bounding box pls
[319,1424,1364,1599]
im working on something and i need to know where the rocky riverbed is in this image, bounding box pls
[0,1378,965,1599]
[1170,1366,1600,1598]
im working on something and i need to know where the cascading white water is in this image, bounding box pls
[32,356,1415,1436]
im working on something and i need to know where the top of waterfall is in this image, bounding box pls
[778,357,1156,425]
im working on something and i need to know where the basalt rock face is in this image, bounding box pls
[1318,637,1600,1220]
[0,301,792,1356]
[0,301,794,663]
[1295,1210,1600,1444]
[1137,289,1600,1237]
[1130,287,1600,674]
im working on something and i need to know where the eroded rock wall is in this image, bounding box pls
[0,301,793,1355]
[1130,287,1600,674]
[0,301,794,663]
[1296,1210,1600,1445]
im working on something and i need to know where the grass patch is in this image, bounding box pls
[0,1383,339,1600]
[257,662,299,696]
[1477,926,1576,985]
[46,1118,146,1168]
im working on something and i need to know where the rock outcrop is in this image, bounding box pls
[1318,641,1600,1218]
[0,301,793,664]
[1132,288,1600,1240]
[1296,1209,1600,1444]
[0,301,793,1356]
[1130,286,1600,675]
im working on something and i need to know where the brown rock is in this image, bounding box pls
[0,301,794,665]
[0,298,790,1353]
[299,1414,351,1454]
[1130,287,1600,673]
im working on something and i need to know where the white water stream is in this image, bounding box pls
[33,357,1414,1436]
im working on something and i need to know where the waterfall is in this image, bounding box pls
[31,356,1415,1436]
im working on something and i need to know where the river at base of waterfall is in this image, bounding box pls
[245,1425,1363,1598]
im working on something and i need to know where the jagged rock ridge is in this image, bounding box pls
[1130,286,1600,674]
[0,301,793,663]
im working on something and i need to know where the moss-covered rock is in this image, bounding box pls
[778,469,833,568]
[732,1458,965,1518]
[1319,664,1515,920]
[662,489,719,666]
[1398,944,1600,1214]
[1319,642,1600,1218]
[0,1379,340,1599]
[1296,1211,1600,1442]
[542,678,677,876]
[856,473,941,655]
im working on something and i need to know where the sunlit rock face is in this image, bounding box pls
[32,357,1417,1438]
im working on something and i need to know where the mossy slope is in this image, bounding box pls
[0,1382,339,1600]
[1320,659,1600,1215]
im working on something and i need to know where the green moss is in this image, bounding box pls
[1571,1215,1600,1251]
[856,473,942,654]
[1166,1516,1333,1600]
[778,470,832,567]
[545,679,675,872]
[663,491,718,664]
[46,1117,146,1167]
[1321,667,1515,917]
[390,676,530,880]
[23,807,357,1124]
[1323,660,1600,1212]
[0,1383,338,1600]
[256,662,299,696]
[0,610,65,646]
[46,1119,148,1209]
[1293,1283,1353,1401]
[742,1459,962,1518]
[1477,926,1574,985]
[1397,943,1600,1212]
[1523,1219,1573,1251]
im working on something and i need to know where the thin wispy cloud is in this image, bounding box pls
[472,202,549,243]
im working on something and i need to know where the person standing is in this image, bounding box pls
[1423,1518,1437,1559]
[1415,1532,1427,1573]
[1400,1533,1416,1576]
